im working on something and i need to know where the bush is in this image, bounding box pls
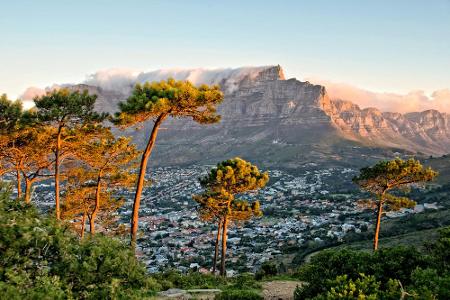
[0,188,159,299]
[410,268,450,299]
[301,273,402,300]
[231,273,261,290]
[427,227,450,272]
[255,261,278,280]
[294,229,450,299]
[294,247,428,299]
[151,269,227,289]
[215,289,263,300]
[294,249,373,299]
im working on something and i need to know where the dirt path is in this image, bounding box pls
[262,281,303,300]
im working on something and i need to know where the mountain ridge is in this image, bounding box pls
[66,65,450,166]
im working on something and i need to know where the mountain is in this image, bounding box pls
[68,65,450,168]
[331,100,450,155]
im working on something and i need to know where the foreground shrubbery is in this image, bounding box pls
[151,270,262,297]
[0,186,264,299]
[215,289,263,300]
[0,186,159,299]
[294,228,450,299]
[3,183,450,299]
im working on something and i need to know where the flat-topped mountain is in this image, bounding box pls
[67,65,450,167]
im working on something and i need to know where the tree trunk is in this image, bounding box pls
[90,175,102,235]
[16,167,22,199]
[220,216,229,277]
[130,113,167,249]
[87,214,92,236]
[24,178,32,204]
[212,220,222,274]
[373,197,384,251]
[54,126,62,220]
[80,211,87,239]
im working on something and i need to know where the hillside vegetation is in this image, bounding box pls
[294,228,450,299]
[2,183,450,299]
[424,154,450,184]
[0,184,268,299]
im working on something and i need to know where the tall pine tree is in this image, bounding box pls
[353,158,437,250]
[113,79,223,247]
[194,157,268,276]
[63,129,139,236]
[34,88,107,219]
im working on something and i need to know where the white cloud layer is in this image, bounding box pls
[83,66,270,94]
[308,78,450,114]
[20,86,46,100]
[18,67,450,114]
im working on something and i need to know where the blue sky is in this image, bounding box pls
[1,0,449,99]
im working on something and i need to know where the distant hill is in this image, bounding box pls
[423,154,450,184]
[67,65,450,168]
[297,208,450,265]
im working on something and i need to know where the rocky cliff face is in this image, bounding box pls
[330,99,450,155]
[69,65,450,167]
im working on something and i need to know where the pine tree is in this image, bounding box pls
[0,96,52,202]
[113,79,223,247]
[62,129,139,236]
[34,88,107,219]
[353,158,437,250]
[15,128,54,203]
[0,95,28,184]
[0,94,24,132]
[193,157,268,276]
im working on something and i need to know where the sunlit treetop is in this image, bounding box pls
[34,88,108,127]
[229,199,262,220]
[193,190,233,221]
[200,157,269,194]
[352,158,438,195]
[194,158,267,222]
[194,190,262,222]
[74,132,139,187]
[113,78,224,127]
[0,94,36,132]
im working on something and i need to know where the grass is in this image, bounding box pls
[301,208,450,263]
[261,274,300,282]
[335,227,441,251]
[423,155,450,184]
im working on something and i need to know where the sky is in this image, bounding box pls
[1,0,450,112]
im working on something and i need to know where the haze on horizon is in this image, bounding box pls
[1,0,450,113]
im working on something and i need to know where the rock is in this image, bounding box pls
[157,288,192,299]
[156,288,221,300]
[67,65,450,167]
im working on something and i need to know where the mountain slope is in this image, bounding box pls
[68,65,450,167]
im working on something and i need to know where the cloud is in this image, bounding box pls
[19,87,46,109]
[84,68,139,94]
[18,67,450,114]
[84,66,271,94]
[20,86,46,100]
[19,85,67,109]
[18,66,274,109]
[308,77,450,114]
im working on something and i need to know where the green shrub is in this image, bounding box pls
[215,289,263,300]
[231,273,261,290]
[294,228,450,299]
[0,189,159,299]
[427,227,450,272]
[255,261,278,280]
[410,268,450,299]
[299,273,402,300]
[294,247,428,299]
[152,269,227,289]
[294,249,373,299]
